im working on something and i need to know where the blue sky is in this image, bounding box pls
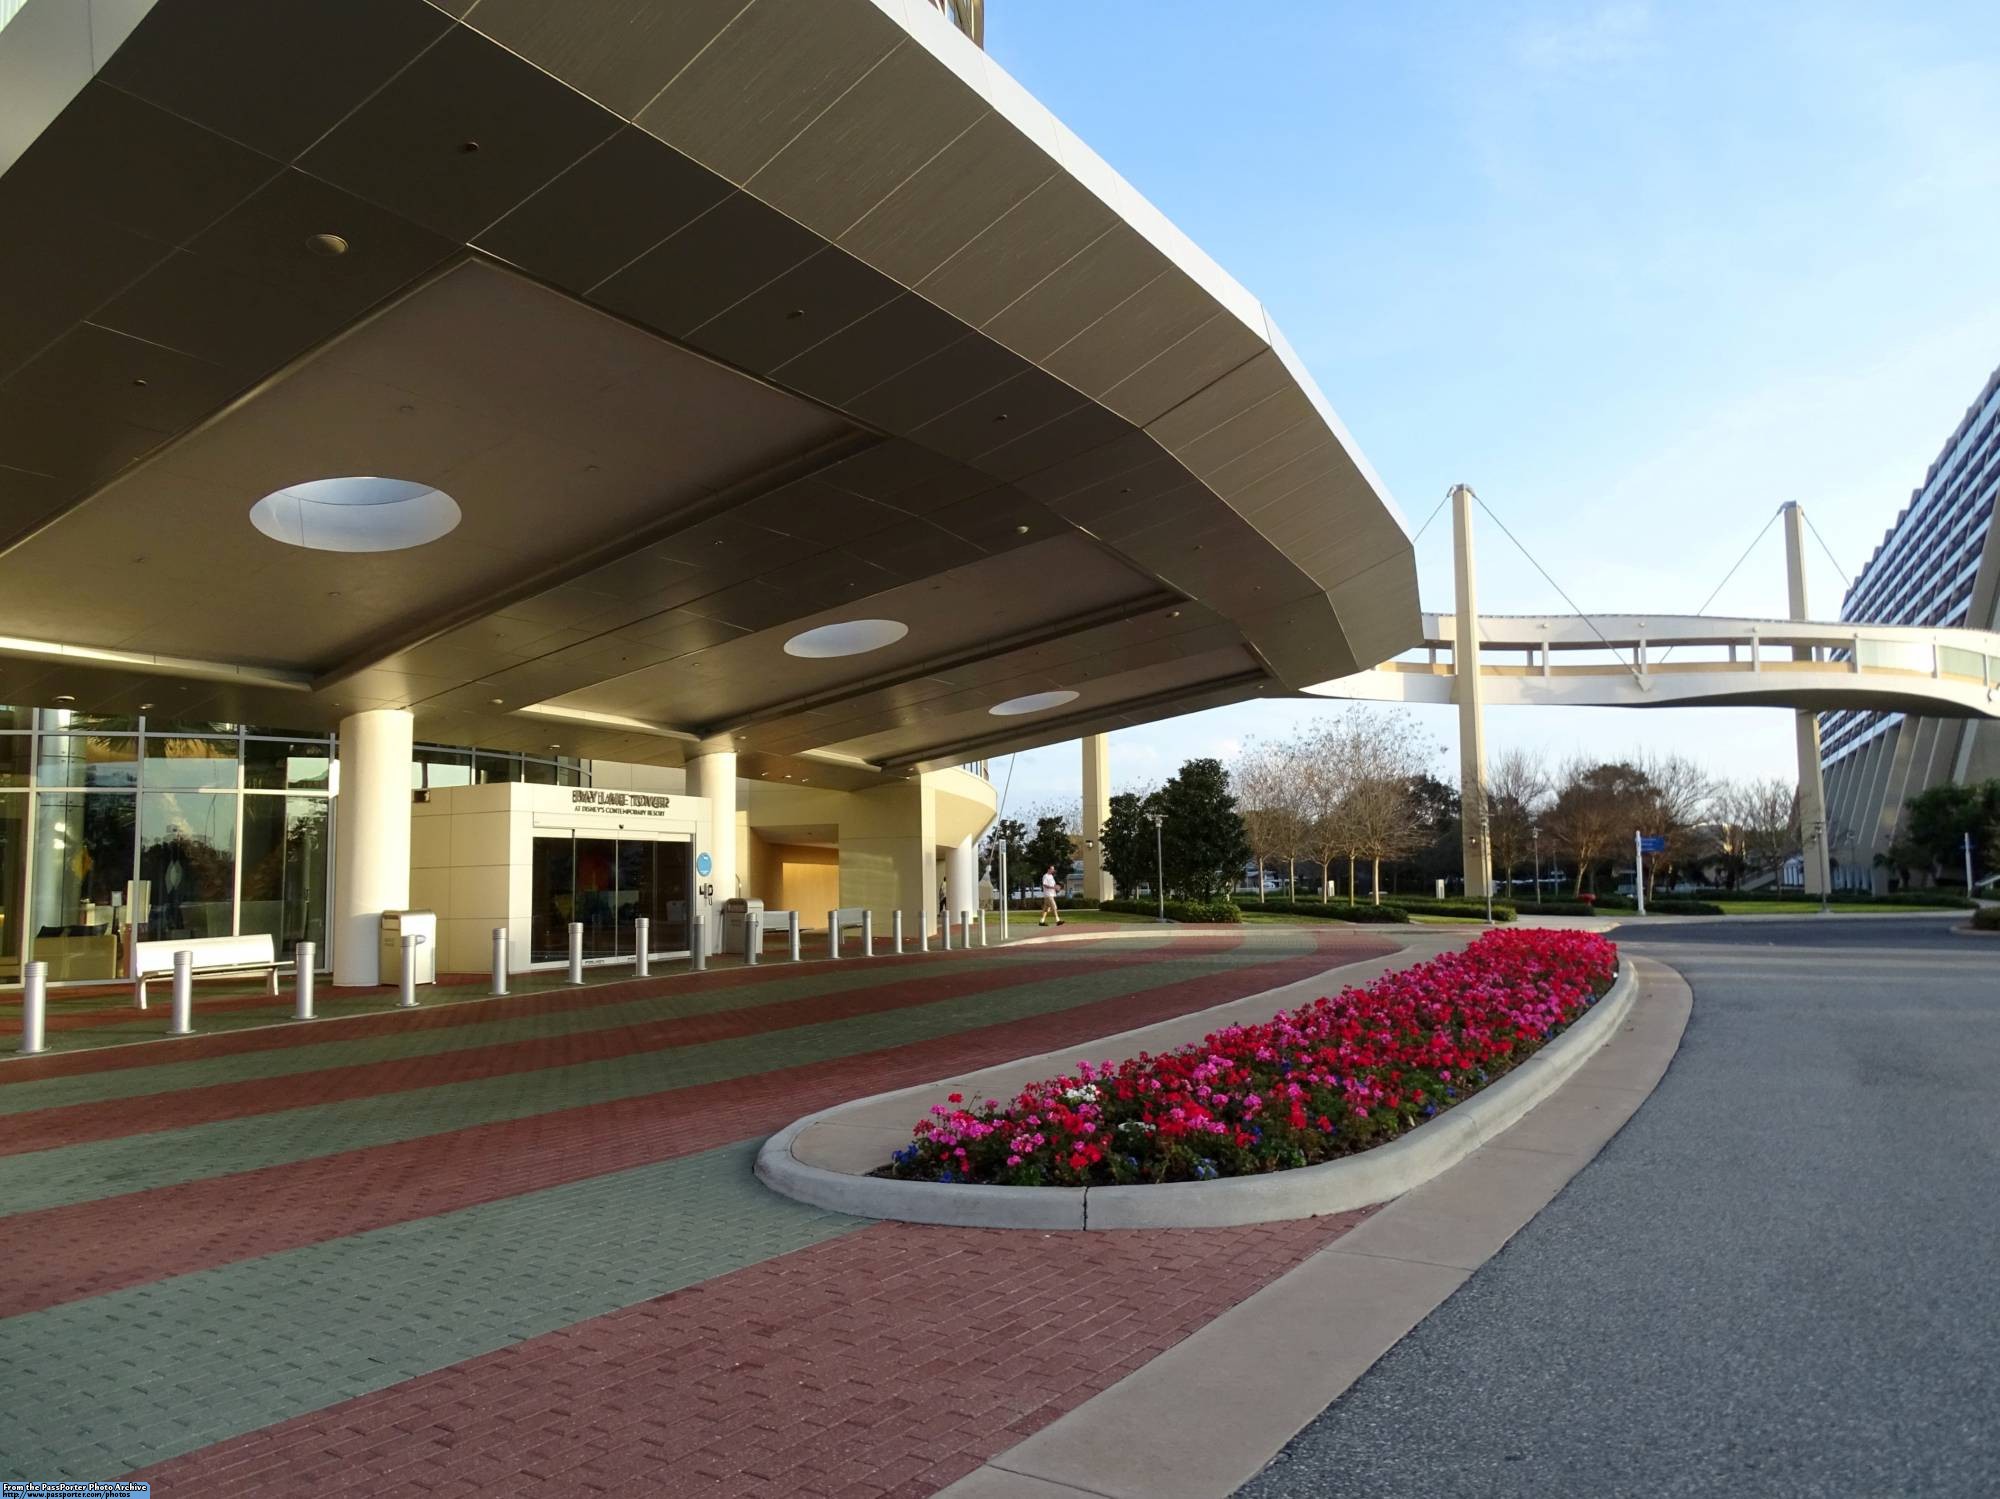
[979,0,2000,814]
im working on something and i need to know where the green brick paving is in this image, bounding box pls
[0,1139,858,1480]
[0,942,1306,1216]
[0,951,1053,1116]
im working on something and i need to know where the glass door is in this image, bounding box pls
[530,835,574,963]
[618,838,691,955]
[532,832,694,963]
[575,836,618,959]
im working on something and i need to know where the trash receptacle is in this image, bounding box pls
[720,898,764,954]
[380,910,437,985]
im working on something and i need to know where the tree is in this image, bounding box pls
[1024,815,1076,892]
[1154,758,1252,901]
[1542,759,1654,894]
[1486,746,1550,892]
[1633,751,1717,897]
[1301,707,1438,902]
[1903,780,2000,884]
[1233,740,1310,902]
[1714,778,1798,887]
[1100,791,1155,896]
[1396,774,1462,894]
[982,817,1029,900]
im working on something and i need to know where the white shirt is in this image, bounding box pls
[1042,873,1059,896]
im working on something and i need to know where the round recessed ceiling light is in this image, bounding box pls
[53,694,76,704]
[783,618,908,659]
[989,690,1078,717]
[306,233,349,257]
[250,476,461,553]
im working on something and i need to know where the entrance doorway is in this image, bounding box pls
[530,833,691,964]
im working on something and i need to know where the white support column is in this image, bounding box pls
[1081,735,1113,899]
[1784,503,1831,896]
[332,709,414,987]
[946,837,976,934]
[686,743,738,949]
[1450,485,1492,899]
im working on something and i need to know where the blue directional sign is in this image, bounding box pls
[695,851,713,877]
[1637,835,1667,854]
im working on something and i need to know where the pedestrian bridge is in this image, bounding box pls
[1305,614,2000,718]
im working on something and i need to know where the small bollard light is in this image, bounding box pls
[892,910,905,954]
[20,961,47,1055]
[399,934,419,1008]
[861,909,874,957]
[491,927,509,996]
[827,910,841,961]
[567,921,584,985]
[293,941,316,1021]
[634,917,650,978]
[744,914,759,966]
[917,909,930,953]
[170,949,194,1036]
[978,910,988,947]
[788,910,802,963]
[691,918,707,972]
[960,910,972,951]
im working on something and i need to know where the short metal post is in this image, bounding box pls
[567,921,583,984]
[917,909,930,953]
[977,910,988,947]
[892,909,905,954]
[133,972,147,1011]
[169,949,194,1036]
[20,961,46,1055]
[861,909,874,956]
[961,911,972,950]
[491,926,509,996]
[788,910,801,962]
[827,910,841,960]
[744,914,759,965]
[941,912,952,951]
[399,935,419,1008]
[634,917,650,978]
[293,942,315,1021]
[691,918,706,972]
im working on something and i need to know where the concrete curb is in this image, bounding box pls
[754,956,1635,1230]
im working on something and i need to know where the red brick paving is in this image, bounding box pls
[0,933,1387,1317]
[0,941,1244,1154]
[134,1207,1376,1499]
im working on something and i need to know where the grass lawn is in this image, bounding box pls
[1238,910,1343,926]
[1023,908,1158,925]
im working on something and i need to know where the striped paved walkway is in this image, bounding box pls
[0,927,1395,1495]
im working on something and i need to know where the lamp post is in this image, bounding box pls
[1964,830,1976,899]
[1810,819,1830,915]
[1531,824,1541,901]
[1479,808,1493,923]
[1145,810,1166,922]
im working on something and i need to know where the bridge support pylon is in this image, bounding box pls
[1784,502,1832,896]
[1451,484,1492,899]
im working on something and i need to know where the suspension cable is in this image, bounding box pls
[1658,503,1782,663]
[1799,508,1851,591]
[1471,493,1646,685]
[1411,489,1451,543]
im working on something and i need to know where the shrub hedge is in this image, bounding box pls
[1251,898,1412,924]
[1644,898,1726,916]
[1099,897,1242,923]
[1512,900,1602,916]
[1972,906,2000,931]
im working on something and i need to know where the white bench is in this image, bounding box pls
[132,933,287,1009]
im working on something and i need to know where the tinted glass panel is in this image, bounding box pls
[0,736,28,788]
[0,796,23,982]
[34,736,137,788]
[239,796,328,960]
[140,791,236,941]
[575,837,617,957]
[144,734,240,789]
[31,792,134,979]
[245,740,332,790]
[530,835,573,962]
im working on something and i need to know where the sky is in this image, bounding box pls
[974,0,2000,817]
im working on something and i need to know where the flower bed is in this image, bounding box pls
[884,928,1618,1187]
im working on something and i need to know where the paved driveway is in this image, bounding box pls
[1240,914,2000,1498]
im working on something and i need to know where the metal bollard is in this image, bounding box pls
[917,909,930,953]
[491,927,509,996]
[399,934,419,1008]
[20,961,47,1055]
[892,910,905,954]
[293,941,316,1021]
[961,911,972,951]
[744,914,759,966]
[827,910,841,961]
[789,910,801,963]
[634,917,650,978]
[978,910,988,947]
[940,912,951,952]
[861,909,874,957]
[692,918,707,972]
[567,921,583,985]
[170,949,194,1035]
[133,971,147,1011]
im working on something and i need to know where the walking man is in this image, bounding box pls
[1039,865,1063,927]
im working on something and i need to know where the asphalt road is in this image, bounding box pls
[1237,914,2000,1498]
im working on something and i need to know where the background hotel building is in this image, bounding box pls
[0,0,1415,984]
[1822,362,2000,885]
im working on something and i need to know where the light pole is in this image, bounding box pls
[1480,808,1493,923]
[1810,819,1830,915]
[1964,830,1975,898]
[1531,824,1541,902]
[1145,810,1166,922]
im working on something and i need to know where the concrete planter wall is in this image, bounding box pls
[756,960,1636,1230]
